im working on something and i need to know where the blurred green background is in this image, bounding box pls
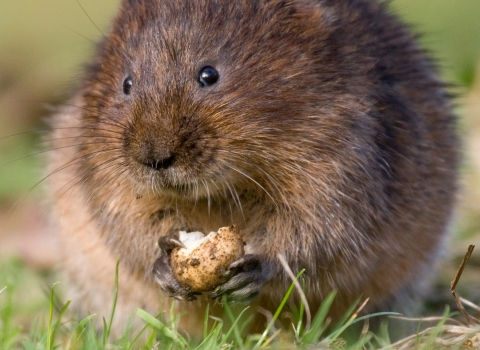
[0,0,479,305]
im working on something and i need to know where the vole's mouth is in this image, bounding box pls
[133,162,209,197]
[128,150,234,199]
[142,155,176,171]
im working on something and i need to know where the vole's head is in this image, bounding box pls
[78,0,369,202]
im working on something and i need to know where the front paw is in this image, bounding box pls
[209,254,272,304]
[153,236,200,301]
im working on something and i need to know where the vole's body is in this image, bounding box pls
[48,0,459,334]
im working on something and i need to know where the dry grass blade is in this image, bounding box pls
[383,324,480,349]
[389,315,463,325]
[277,253,312,331]
[381,245,480,349]
[451,245,479,325]
[460,297,480,313]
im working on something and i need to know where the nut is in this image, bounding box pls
[170,226,244,292]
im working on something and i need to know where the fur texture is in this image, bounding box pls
[47,0,459,334]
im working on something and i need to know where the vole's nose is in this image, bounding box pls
[126,114,198,172]
[135,141,176,171]
[144,153,176,170]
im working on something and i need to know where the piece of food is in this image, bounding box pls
[170,226,245,292]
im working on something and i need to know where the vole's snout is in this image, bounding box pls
[145,154,175,171]
[141,145,176,171]
[125,115,206,185]
[124,110,217,191]
[133,139,177,171]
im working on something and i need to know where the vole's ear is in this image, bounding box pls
[265,0,337,40]
[298,0,338,22]
[268,0,337,28]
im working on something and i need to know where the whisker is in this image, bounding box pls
[3,143,118,222]
[75,0,104,36]
[41,134,124,144]
[52,124,125,137]
[81,162,129,210]
[61,162,129,224]
[220,174,243,219]
[57,160,128,224]
[218,174,235,223]
[190,179,197,210]
[64,103,130,130]
[0,141,121,169]
[224,163,279,212]
[58,159,125,221]
[201,179,211,216]
[34,148,124,198]
[97,167,130,215]
[0,129,49,142]
[0,125,126,143]
[50,154,124,200]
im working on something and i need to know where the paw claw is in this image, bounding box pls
[228,254,259,271]
[210,254,271,304]
[153,236,197,301]
[158,236,186,252]
[170,238,186,249]
[174,292,199,301]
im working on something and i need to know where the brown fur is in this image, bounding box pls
[47,0,459,335]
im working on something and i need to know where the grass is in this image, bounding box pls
[1,259,480,350]
[0,259,375,349]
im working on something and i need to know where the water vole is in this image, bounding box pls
[47,0,459,333]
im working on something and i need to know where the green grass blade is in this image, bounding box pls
[169,301,179,334]
[127,323,149,350]
[331,297,360,332]
[76,314,96,330]
[67,314,96,350]
[0,284,21,349]
[194,322,223,350]
[294,278,306,335]
[46,283,58,350]
[203,303,210,340]
[104,258,120,346]
[50,300,71,349]
[134,308,188,348]
[46,283,71,350]
[254,269,306,348]
[222,305,250,346]
[346,332,373,350]
[424,305,450,347]
[301,290,336,344]
[314,298,369,346]
[102,317,108,346]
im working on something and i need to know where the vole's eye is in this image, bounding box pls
[123,76,133,95]
[198,66,219,87]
